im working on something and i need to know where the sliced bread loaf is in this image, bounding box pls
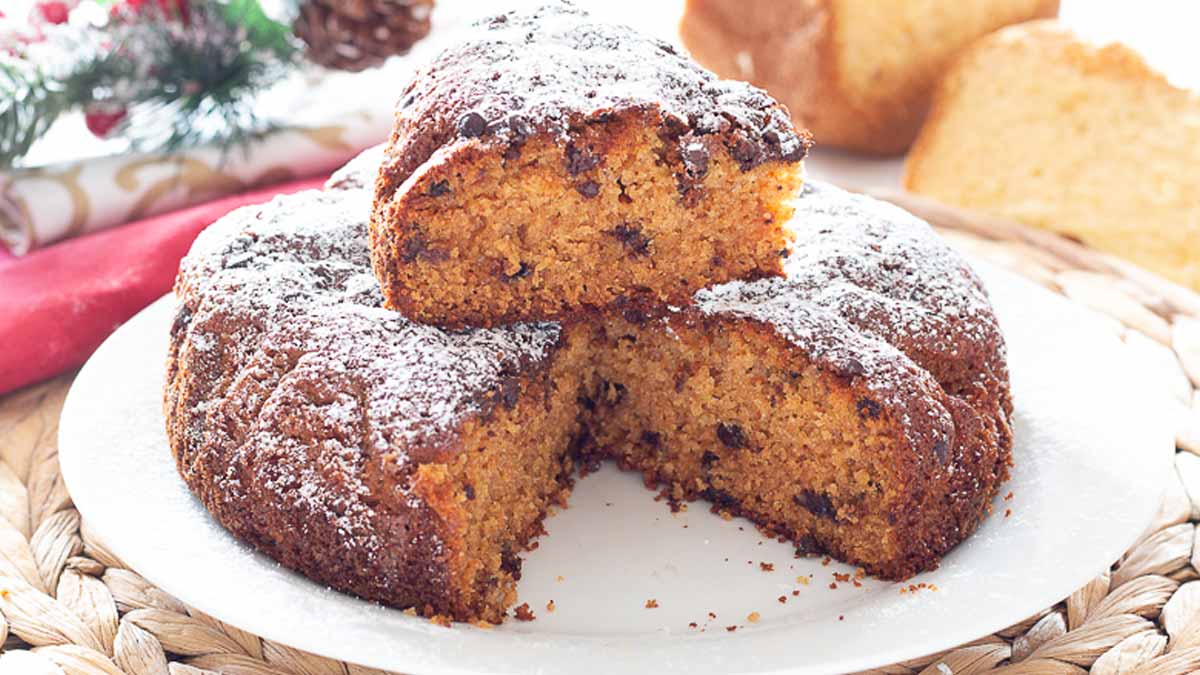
[905,20,1200,292]
[680,0,1059,155]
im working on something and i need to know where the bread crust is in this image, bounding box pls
[905,19,1200,292]
[680,0,1060,155]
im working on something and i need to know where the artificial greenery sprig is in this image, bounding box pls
[0,0,300,168]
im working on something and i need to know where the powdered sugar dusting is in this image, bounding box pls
[378,1,807,208]
[698,181,1008,451]
[171,177,561,578]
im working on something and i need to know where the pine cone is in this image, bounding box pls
[294,0,433,72]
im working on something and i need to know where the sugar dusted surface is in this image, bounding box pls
[170,179,564,608]
[377,1,808,203]
[178,186,562,455]
[697,182,1009,451]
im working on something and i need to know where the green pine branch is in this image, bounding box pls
[0,58,71,167]
[0,0,301,169]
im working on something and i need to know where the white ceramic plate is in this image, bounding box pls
[59,261,1173,675]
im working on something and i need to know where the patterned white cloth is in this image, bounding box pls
[0,112,392,253]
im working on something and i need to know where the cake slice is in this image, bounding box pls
[905,20,1200,291]
[370,2,809,329]
[679,0,1059,155]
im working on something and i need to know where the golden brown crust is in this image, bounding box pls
[680,0,1060,155]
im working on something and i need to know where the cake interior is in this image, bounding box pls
[378,113,802,326]
[415,316,941,623]
[582,316,907,574]
[410,333,592,624]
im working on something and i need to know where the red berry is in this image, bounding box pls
[85,107,128,139]
[112,0,189,25]
[35,2,71,24]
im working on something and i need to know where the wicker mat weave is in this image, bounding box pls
[2,193,1200,675]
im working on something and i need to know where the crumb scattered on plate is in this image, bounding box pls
[513,603,536,621]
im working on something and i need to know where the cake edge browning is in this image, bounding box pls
[164,298,583,621]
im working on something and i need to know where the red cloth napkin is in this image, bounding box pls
[0,176,326,396]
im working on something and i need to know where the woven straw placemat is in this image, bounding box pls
[1,194,1200,675]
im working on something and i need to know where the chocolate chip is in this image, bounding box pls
[782,139,811,163]
[428,180,451,197]
[568,424,593,455]
[682,143,710,178]
[716,422,748,449]
[464,484,475,500]
[499,377,521,409]
[170,306,192,338]
[794,534,824,556]
[840,357,866,377]
[701,451,720,468]
[794,490,837,520]
[619,306,648,324]
[641,431,662,449]
[702,487,740,511]
[565,143,601,175]
[503,262,532,281]
[576,180,600,198]
[730,138,760,170]
[399,232,429,263]
[457,112,487,138]
[500,548,522,576]
[933,439,950,464]
[506,114,532,139]
[399,229,448,264]
[616,178,633,204]
[607,223,651,256]
[856,398,882,420]
[576,394,596,412]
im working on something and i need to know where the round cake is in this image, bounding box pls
[165,149,1011,624]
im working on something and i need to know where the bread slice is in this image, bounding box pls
[371,3,808,329]
[905,20,1200,292]
[679,0,1059,155]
